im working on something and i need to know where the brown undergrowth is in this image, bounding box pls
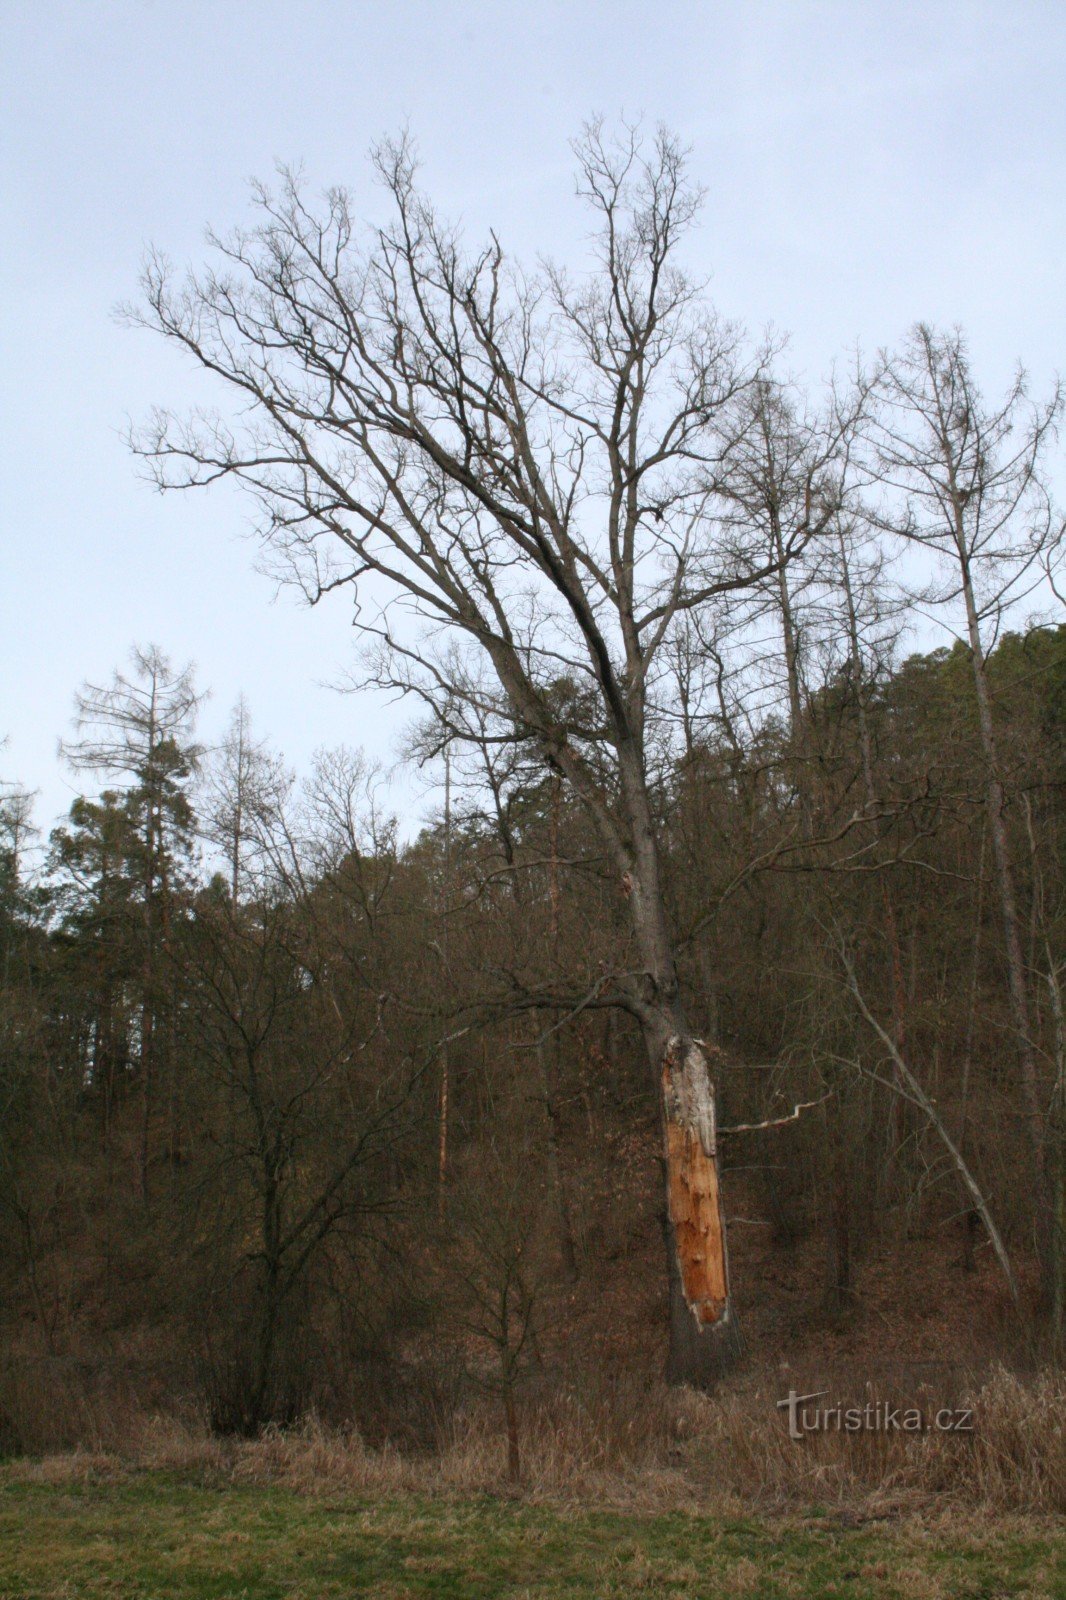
[5,1364,1062,1517]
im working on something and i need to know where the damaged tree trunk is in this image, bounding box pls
[617,735,742,1386]
[657,1028,741,1383]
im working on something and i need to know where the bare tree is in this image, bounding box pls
[714,375,866,788]
[201,696,288,901]
[438,1148,545,1483]
[179,892,417,1434]
[129,124,845,1381]
[867,326,1063,1279]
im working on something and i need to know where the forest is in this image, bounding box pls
[1,128,1064,1508]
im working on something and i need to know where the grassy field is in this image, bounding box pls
[0,1470,1063,1599]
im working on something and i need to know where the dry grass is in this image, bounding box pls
[674,1365,1066,1514]
[8,1362,1062,1517]
[0,1346,146,1457]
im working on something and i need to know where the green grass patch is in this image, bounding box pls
[0,1470,1062,1598]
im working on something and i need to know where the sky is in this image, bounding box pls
[2,0,1064,846]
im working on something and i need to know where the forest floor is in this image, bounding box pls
[2,1469,1064,1599]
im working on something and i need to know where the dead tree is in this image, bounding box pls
[130,125,842,1383]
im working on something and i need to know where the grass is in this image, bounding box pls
[1,1469,1064,1599]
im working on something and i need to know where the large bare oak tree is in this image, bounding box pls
[130,125,839,1382]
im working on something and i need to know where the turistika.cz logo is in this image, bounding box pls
[776,1390,974,1442]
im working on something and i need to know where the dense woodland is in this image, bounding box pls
[1,612,1063,1454]
[1,129,1064,1466]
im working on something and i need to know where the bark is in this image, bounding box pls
[658,1030,741,1383]
[582,747,717,1369]
[617,737,741,1383]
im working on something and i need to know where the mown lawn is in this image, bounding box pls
[0,1471,1062,1598]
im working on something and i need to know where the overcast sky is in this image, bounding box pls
[2,0,1064,842]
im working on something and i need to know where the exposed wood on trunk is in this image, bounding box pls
[663,1118,728,1324]
[660,1037,731,1332]
[614,735,740,1379]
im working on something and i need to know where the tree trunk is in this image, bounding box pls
[250,1175,283,1433]
[656,1026,741,1384]
[251,1281,279,1434]
[503,1384,521,1484]
[837,527,915,1182]
[958,551,1047,1238]
[616,738,741,1384]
